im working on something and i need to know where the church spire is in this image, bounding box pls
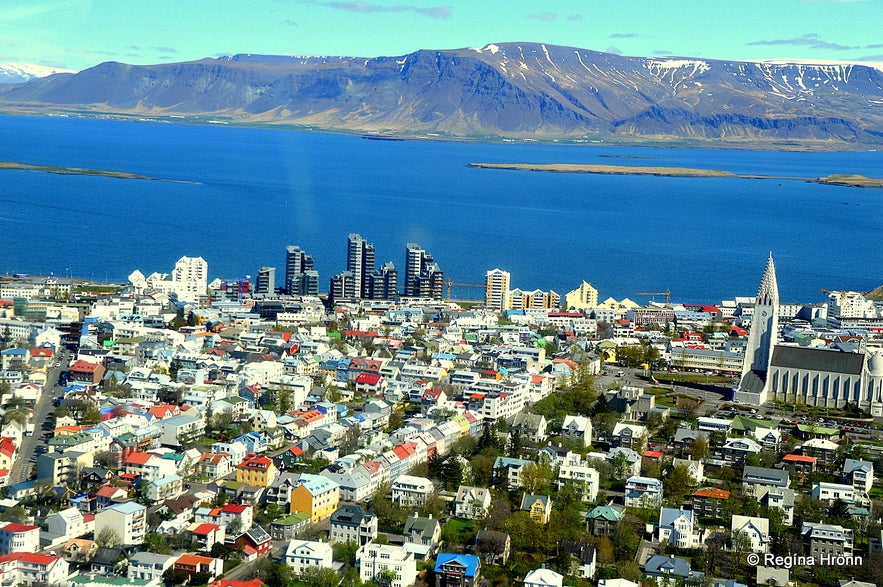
[756,253,779,307]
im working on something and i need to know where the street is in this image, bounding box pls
[9,349,70,486]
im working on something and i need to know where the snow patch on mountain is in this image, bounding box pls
[0,63,75,84]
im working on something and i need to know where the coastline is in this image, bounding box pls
[0,160,196,183]
[468,162,883,188]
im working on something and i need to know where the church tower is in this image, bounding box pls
[735,254,779,405]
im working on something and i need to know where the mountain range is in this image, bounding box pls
[0,63,75,84]
[2,43,882,146]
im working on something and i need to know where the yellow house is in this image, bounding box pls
[289,473,340,522]
[520,493,552,524]
[235,456,278,487]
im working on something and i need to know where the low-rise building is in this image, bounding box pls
[624,476,663,508]
[94,501,147,546]
[434,553,481,587]
[0,523,40,554]
[452,486,492,520]
[285,539,333,575]
[390,475,434,507]
[329,504,377,546]
[357,542,417,587]
[127,551,177,583]
[732,515,770,553]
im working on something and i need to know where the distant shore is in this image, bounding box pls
[0,160,195,183]
[468,162,883,188]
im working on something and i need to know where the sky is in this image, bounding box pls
[2,0,882,72]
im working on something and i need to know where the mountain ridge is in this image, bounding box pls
[2,42,882,146]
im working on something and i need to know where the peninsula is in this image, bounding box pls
[0,160,191,183]
[468,162,883,188]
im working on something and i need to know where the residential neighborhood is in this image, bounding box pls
[0,252,882,587]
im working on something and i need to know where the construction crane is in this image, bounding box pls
[445,279,486,301]
[637,290,672,304]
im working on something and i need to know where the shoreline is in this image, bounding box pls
[468,162,883,188]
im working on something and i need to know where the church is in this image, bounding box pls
[733,255,883,416]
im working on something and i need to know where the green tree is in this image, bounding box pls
[298,567,341,587]
[610,520,640,562]
[96,527,121,548]
[277,383,293,414]
[142,532,173,554]
[520,462,551,493]
[690,437,709,460]
[663,464,693,504]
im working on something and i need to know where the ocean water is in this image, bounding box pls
[1,114,881,304]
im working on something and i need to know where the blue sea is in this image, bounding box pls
[1,114,881,304]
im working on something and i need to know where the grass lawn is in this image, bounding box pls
[443,518,476,545]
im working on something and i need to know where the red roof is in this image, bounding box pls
[69,360,100,372]
[642,450,664,459]
[125,452,154,466]
[30,348,53,357]
[0,523,39,533]
[192,523,221,535]
[693,487,731,499]
[238,456,272,470]
[221,504,248,514]
[0,552,61,565]
[210,580,266,587]
[784,454,817,463]
[356,372,383,385]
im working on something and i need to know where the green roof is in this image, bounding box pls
[797,424,839,435]
[272,512,311,526]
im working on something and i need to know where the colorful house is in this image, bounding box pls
[289,474,340,522]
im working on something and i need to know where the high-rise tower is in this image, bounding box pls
[404,243,444,299]
[347,234,376,299]
[285,245,318,296]
[485,269,511,310]
[735,254,779,405]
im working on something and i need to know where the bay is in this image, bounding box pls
[0,114,881,304]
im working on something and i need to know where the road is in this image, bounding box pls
[9,349,70,486]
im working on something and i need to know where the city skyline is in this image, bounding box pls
[3,0,881,72]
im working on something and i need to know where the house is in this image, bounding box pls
[610,423,647,452]
[188,523,226,551]
[520,493,552,524]
[657,508,697,549]
[90,546,127,575]
[124,451,177,482]
[0,523,40,554]
[236,455,278,488]
[722,438,762,463]
[158,414,205,448]
[93,501,147,546]
[269,512,311,541]
[524,568,564,587]
[782,453,817,477]
[801,438,840,465]
[842,458,874,493]
[643,554,704,585]
[174,554,224,580]
[585,504,624,536]
[284,539,333,574]
[391,475,434,507]
[329,504,377,546]
[731,515,770,553]
[510,413,548,443]
[671,458,704,484]
[812,482,859,505]
[691,487,731,519]
[0,553,69,586]
[434,553,481,587]
[357,542,417,587]
[45,507,92,541]
[758,487,795,526]
[606,447,641,478]
[624,476,663,508]
[127,551,177,583]
[492,457,535,491]
[198,452,233,481]
[61,538,97,564]
[557,465,599,502]
[537,444,580,469]
[742,466,789,498]
[561,415,593,447]
[475,529,510,565]
[289,473,340,522]
[452,486,492,520]
[560,541,597,579]
[236,526,273,557]
[146,474,184,502]
[403,513,442,559]
[802,522,853,557]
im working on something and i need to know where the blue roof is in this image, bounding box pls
[435,553,479,576]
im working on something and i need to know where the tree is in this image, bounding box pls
[690,437,709,460]
[143,532,173,554]
[96,527,121,548]
[663,464,693,504]
[299,567,341,587]
[333,540,359,567]
[610,520,640,562]
[520,462,551,494]
[276,383,293,414]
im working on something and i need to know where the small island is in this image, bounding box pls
[0,161,192,183]
[469,162,883,188]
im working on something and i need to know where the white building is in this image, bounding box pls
[357,542,417,587]
[624,476,663,508]
[390,476,434,507]
[128,256,208,301]
[94,501,147,546]
[657,508,697,549]
[127,552,177,583]
[285,539,333,575]
[557,465,599,502]
[524,568,564,587]
[0,523,39,554]
[732,515,770,554]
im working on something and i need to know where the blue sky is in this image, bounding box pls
[2,0,882,71]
